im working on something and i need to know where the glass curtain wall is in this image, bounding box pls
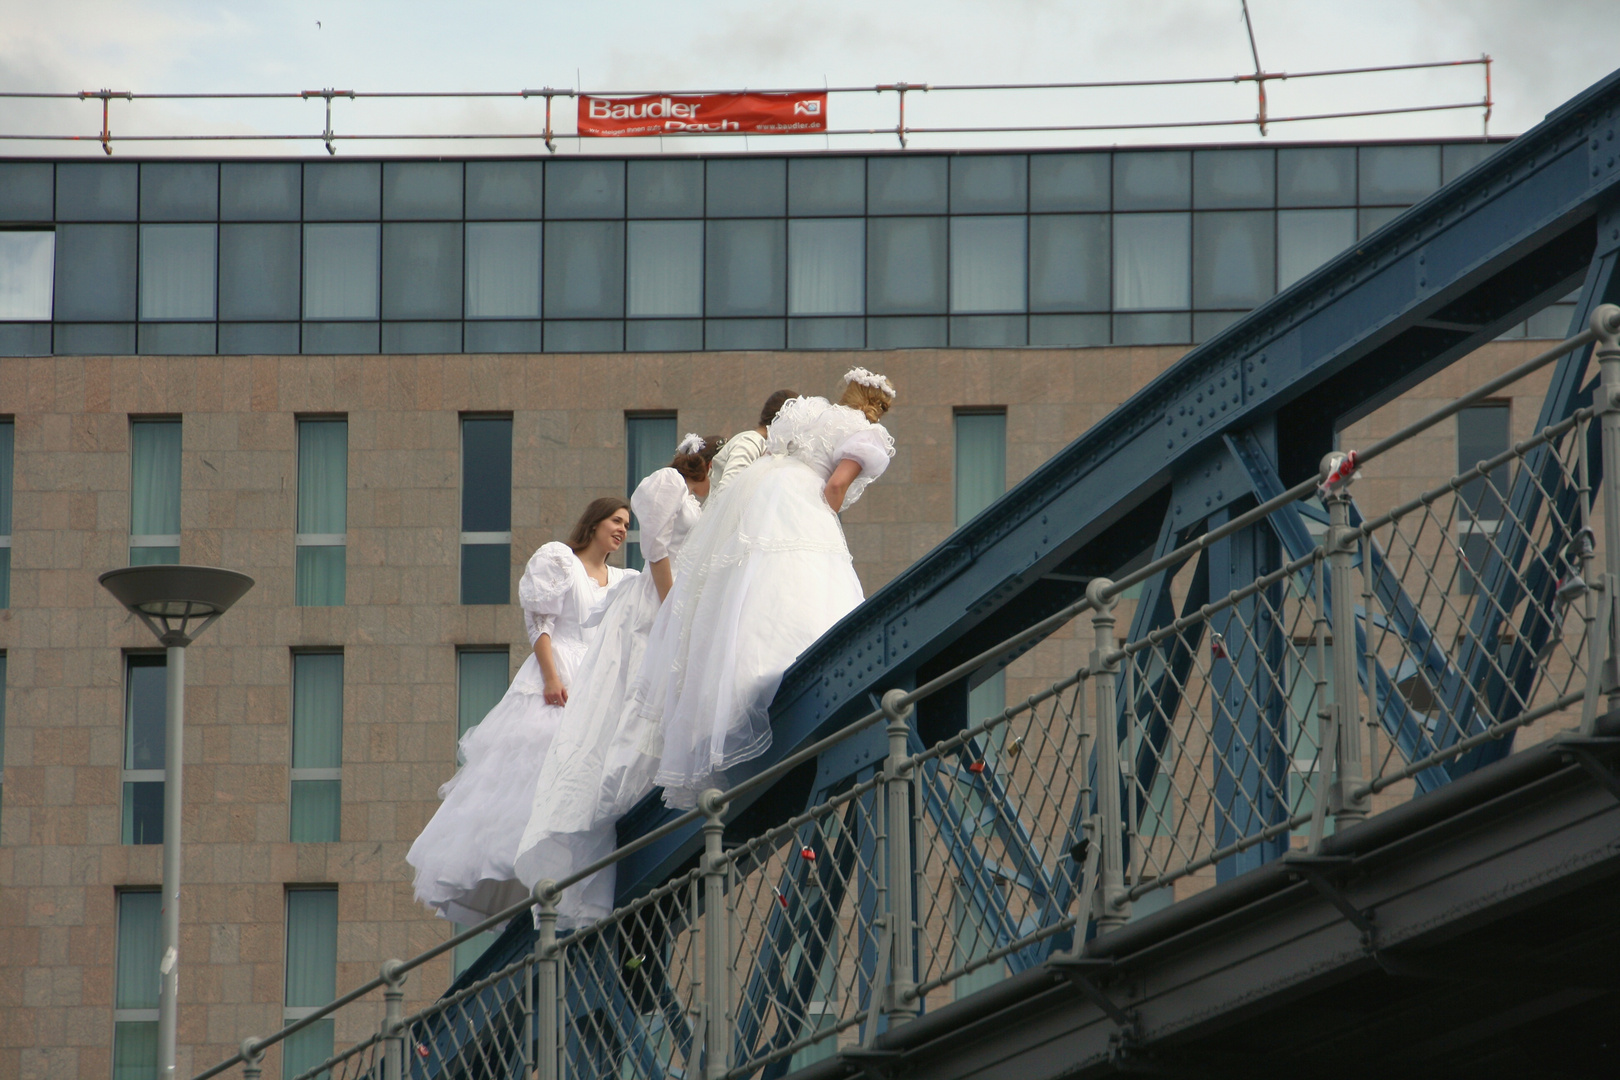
[284,888,340,1078]
[129,419,181,565]
[122,654,166,845]
[290,652,343,843]
[296,418,348,606]
[113,891,162,1079]
[0,230,55,320]
[624,414,677,571]
[461,416,513,604]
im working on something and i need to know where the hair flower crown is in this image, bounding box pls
[676,433,706,456]
[842,367,897,399]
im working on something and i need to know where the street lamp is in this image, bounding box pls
[99,565,254,1080]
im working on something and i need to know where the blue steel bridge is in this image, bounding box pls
[200,65,1620,1080]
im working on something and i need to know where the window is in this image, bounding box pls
[627,221,703,317]
[382,223,463,320]
[951,155,1027,214]
[296,419,347,607]
[1192,211,1274,309]
[543,221,624,318]
[219,224,300,321]
[705,219,786,317]
[1113,152,1191,211]
[114,891,162,1078]
[1029,215,1109,312]
[284,889,339,1079]
[956,411,1008,724]
[139,224,216,320]
[0,230,55,320]
[1029,154,1110,212]
[1359,145,1441,205]
[123,654,166,845]
[130,419,181,565]
[950,217,1026,313]
[867,217,946,315]
[624,415,677,571]
[1457,403,1511,594]
[1192,149,1274,209]
[1277,147,1355,207]
[1277,209,1356,290]
[461,416,513,605]
[707,159,786,218]
[0,419,11,608]
[453,647,510,973]
[291,653,343,843]
[303,224,380,320]
[1113,214,1190,310]
[788,219,863,316]
[788,158,865,216]
[627,160,703,218]
[465,223,542,319]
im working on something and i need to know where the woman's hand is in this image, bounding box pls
[823,458,864,513]
[543,678,568,708]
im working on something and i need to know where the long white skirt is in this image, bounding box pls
[632,454,866,809]
[514,571,663,926]
[407,644,579,926]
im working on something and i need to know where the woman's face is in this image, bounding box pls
[594,509,631,553]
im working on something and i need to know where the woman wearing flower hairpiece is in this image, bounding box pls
[513,433,721,924]
[631,369,898,809]
[408,496,635,926]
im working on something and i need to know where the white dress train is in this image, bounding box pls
[513,469,701,925]
[631,397,895,809]
[406,543,632,926]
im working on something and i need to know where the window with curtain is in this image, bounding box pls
[303,223,380,320]
[0,230,55,320]
[0,419,11,609]
[1457,403,1511,595]
[114,891,161,1079]
[123,654,166,845]
[867,217,947,314]
[543,221,625,318]
[284,888,339,1079]
[461,416,513,605]
[139,224,216,320]
[1192,211,1274,310]
[624,415,677,571]
[788,219,863,316]
[465,222,542,319]
[950,217,1026,313]
[1113,213,1190,311]
[955,411,1008,726]
[296,418,347,607]
[704,219,786,317]
[1277,209,1357,291]
[130,419,181,565]
[291,652,343,843]
[452,647,510,972]
[627,221,703,317]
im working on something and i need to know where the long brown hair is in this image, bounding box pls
[567,496,631,553]
[671,435,724,482]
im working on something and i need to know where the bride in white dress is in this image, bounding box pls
[632,369,898,809]
[407,498,635,925]
[513,435,719,925]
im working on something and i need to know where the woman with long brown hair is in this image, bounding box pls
[408,496,634,926]
[515,434,721,925]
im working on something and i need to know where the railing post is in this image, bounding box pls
[699,790,731,1080]
[533,881,560,1080]
[1321,453,1371,827]
[380,959,406,1080]
[880,688,918,1025]
[1087,579,1132,933]
[239,1039,262,1080]
[1590,304,1620,729]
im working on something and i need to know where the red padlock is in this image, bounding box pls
[800,846,817,861]
[968,760,987,775]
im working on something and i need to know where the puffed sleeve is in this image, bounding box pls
[632,468,693,564]
[832,424,896,510]
[765,396,832,455]
[517,541,577,645]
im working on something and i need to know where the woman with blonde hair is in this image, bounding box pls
[631,368,898,808]
[514,435,721,925]
[408,497,635,925]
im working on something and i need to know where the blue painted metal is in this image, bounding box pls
[614,68,1620,901]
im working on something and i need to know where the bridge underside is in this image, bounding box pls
[789,737,1620,1080]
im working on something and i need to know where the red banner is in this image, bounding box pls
[577,92,827,137]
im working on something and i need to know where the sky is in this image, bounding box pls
[0,0,1614,157]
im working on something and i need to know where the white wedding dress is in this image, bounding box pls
[631,397,895,809]
[406,543,632,926]
[513,469,701,925]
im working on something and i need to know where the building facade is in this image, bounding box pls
[0,140,1575,1079]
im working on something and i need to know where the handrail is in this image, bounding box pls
[191,308,1612,1079]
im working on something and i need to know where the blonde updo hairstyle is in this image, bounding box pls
[837,380,895,424]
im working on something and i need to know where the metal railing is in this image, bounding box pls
[197,305,1620,1080]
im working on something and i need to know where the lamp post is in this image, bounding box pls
[99,565,254,1080]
